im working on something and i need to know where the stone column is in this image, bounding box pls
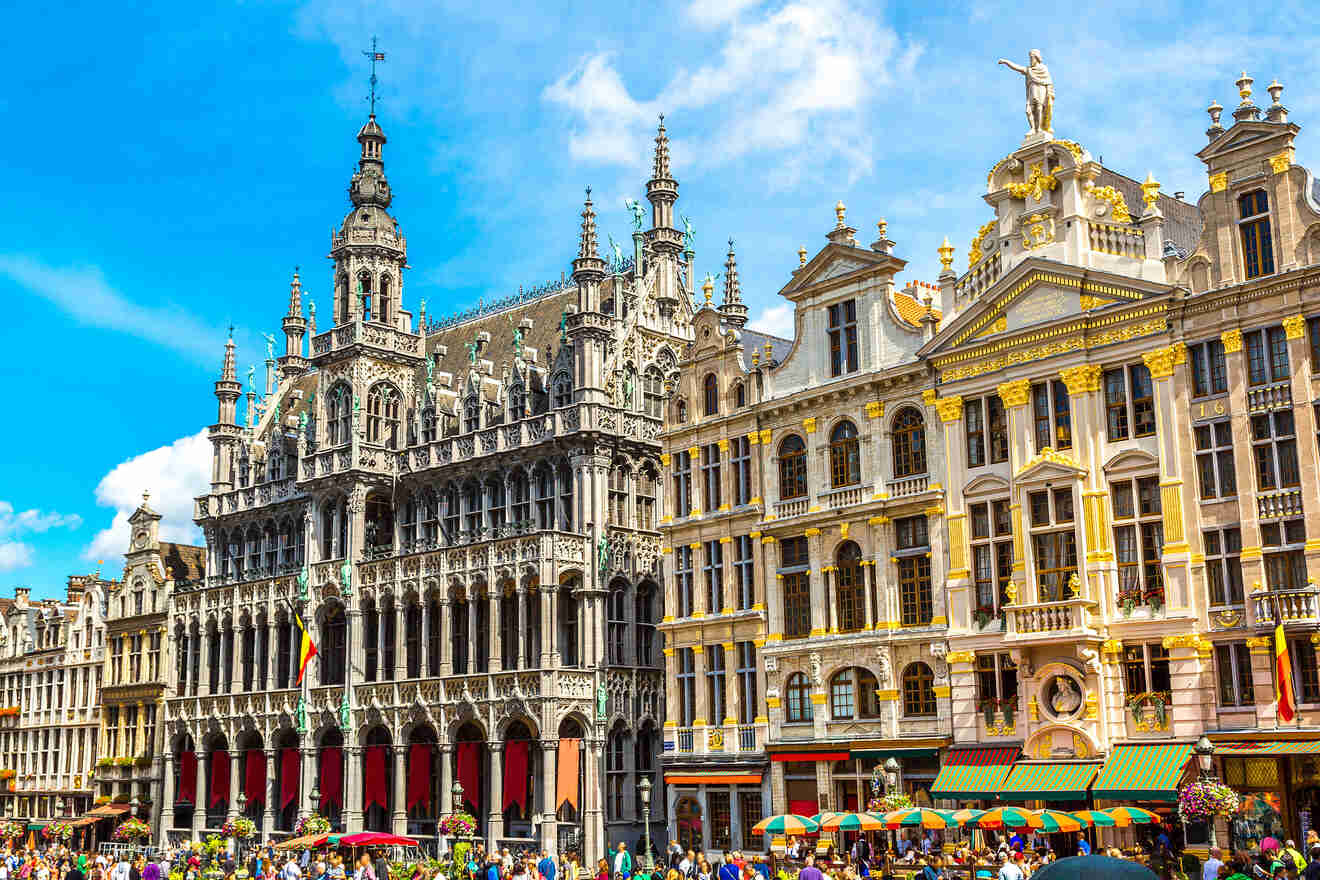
[439,600,453,675]
[692,644,709,736]
[344,746,363,831]
[191,752,206,836]
[262,750,276,838]
[691,541,708,617]
[300,746,316,819]
[394,600,407,681]
[760,536,780,638]
[729,786,743,851]
[722,640,739,729]
[546,587,560,666]
[488,742,505,844]
[933,394,969,629]
[1142,344,1193,611]
[439,745,454,814]
[747,429,765,510]
[997,379,1033,598]
[267,617,280,690]
[468,597,479,671]
[806,528,826,635]
[489,593,503,672]
[159,750,176,840]
[516,588,527,669]
[1283,316,1320,580]
[539,589,553,668]
[583,740,605,861]
[227,749,241,821]
[540,741,558,850]
[392,746,407,834]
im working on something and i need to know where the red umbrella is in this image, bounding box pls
[312,831,420,847]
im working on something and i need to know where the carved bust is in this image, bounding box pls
[1047,675,1083,717]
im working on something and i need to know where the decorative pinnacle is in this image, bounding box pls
[578,187,599,259]
[702,275,714,305]
[1141,172,1161,210]
[1207,100,1224,128]
[723,239,742,304]
[652,115,671,181]
[1236,71,1253,104]
[288,267,303,317]
[835,200,847,228]
[1267,79,1284,106]
[937,236,956,273]
[877,218,888,238]
[220,332,237,382]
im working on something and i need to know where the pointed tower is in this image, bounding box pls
[569,189,609,403]
[719,238,748,329]
[645,116,686,315]
[280,268,308,379]
[328,114,408,329]
[209,332,243,491]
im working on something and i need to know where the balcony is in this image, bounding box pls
[954,250,1002,303]
[737,724,757,752]
[1004,597,1099,642]
[1247,381,1292,412]
[1258,488,1304,520]
[311,320,421,359]
[1252,586,1320,627]
[980,704,1018,738]
[823,485,871,510]
[676,728,695,754]
[669,721,765,757]
[885,475,930,498]
[1087,220,1145,260]
[773,498,808,519]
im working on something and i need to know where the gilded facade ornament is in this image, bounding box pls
[921,389,938,406]
[1015,446,1085,478]
[1141,172,1161,210]
[1008,164,1058,202]
[1269,149,1293,174]
[1141,345,1178,379]
[1028,695,1039,722]
[938,237,956,272]
[1053,139,1085,162]
[1059,364,1103,395]
[802,417,817,433]
[935,396,964,423]
[866,401,884,419]
[1209,171,1228,193]
[1284,314,1307,340]
[1004,582,1018,605]
[997,379,1032,408]
[1087,185,1132,223]
[968,220,996,267]
[946,651,975,664]
[1022,213,1056,249]
[1221,328,1243,353]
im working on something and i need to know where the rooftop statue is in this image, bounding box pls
[624,198,645,231]
[262,332,276,361]
[999,50,1054,138]
[682,215,695,251]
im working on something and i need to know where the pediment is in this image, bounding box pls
[1103,448,1159,474]
[1015,447,1087,483]
[128,506,160,525]
[964,474,1011,497]
[1197,120,1298,161]
[777,243,906,300]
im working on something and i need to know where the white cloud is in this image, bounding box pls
[84,431,213,563]
[0,501,83,572]
[0,255,232,366]
[749,303,794,338]
[543,0,920,177]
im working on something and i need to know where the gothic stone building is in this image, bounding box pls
[659,208,954,849]
[168,112,692,856]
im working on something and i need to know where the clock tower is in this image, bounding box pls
[126,491,161,557]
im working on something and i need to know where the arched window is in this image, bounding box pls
[779,435,807,499]
[892,407,927,478]
[510,469,530,526]
[337,272,350,324]
[367,384,401,448]
[321,604,347,685]
[608,466,630,527]
[836,542,865,632]
[785,672,813,723]
[606,724,629,821]
[534,467,555,529]
[377,274,391,325]
[829,666,880,720]
[829,421,860,488]
[463,396,480,433]
[703,374,719,416]
[734,383,746,409]
[675,797,702,852]
[509,385,525,421]
[1239,190,1275,279]
[634,582,656,667]
[675,399,688,424]
[643,368,664,419]
[267,439,284,482]
[902,662,936,717]
[357,272,373,322]
[327,384,352,447]
[421,408,437,444]
[553,376,572,409]
[607,583,628,666]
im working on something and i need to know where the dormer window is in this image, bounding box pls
[828,299,859,377]
[1239,190,1275,279]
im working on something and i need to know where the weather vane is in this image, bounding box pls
[363,37,386,115]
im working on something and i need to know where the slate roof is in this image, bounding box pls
[160,542,205,582]
[741,327,793,364]
[1095,168,1202,259]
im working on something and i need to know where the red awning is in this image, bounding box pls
[771,752,849,762]
[665,773,762,785]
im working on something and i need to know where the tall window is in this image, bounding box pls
[828,299,859,377]
[366,384,400,448]
[785,672,812,723]
[706,645,727,724]
[975,653,1018,714]
[643,368,664,419]
[702,374,719,417]
[1291,638,1320,705]
[895,516,932,626]
[608,467,629,527]
[636,469,656,531]
[829,667,880,720]
[1195,421,1237,500]
[965,398,985,468]
[1239,190,1275,279]
[676,648,696,726]
[701,444,722,512]
[778,436,807,499]
[1112,477,1164,607]
[607,586,627,666]
[892,408,927,477]
[635,584,656,667]
[1032,380,1072,451]
[553,377,572,409]
[731,436,752,506]
[1030,488,1077,602]
[1189,339,1228,398]
[829,421,860,488]
[735,642,757,724]
[835,542,865,633]
[1245,326,1290,386]
[970,499,1013,624]
[1215,642,1254,708]
[606,727,626,821]
[675,546,694,618]
[902,663,936,716]
[733,536,755,611]
[780,537,811,639]
[1264,518,1307,592]
[1103,365,1155,441]
[327,385,352,446]
[672,450,692,518]
[1204,528,1244,607]
[1123,643,1171,699]
[703,541,724,613]
[1252,409,1299,491]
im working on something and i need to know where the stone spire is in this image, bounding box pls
[719,238,748,329]
[646,115,680,240]
[281,267,309,372]
[653,115,672,181]
[1266,79,1288,124]
[826,200,857,246]
[214,330,241,425]
[573,188,606,314]
[578,188,600,260]
[287,267,303,316]
[351,114,391,208]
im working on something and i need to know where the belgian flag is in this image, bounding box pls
[1276,623,1297,723]
[295,610,318,686]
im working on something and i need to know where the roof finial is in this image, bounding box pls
[578,188,599,259]
[363,37,386,115]
[220,332,237,382]
[142,490,150,506]
[652,115,672,180]
[288,267,303,317]
[723,238,742,304]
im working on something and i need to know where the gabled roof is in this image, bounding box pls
[776,242,906,301]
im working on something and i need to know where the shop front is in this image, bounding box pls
[664,771,768,854]
[1090,743,1193,851]
[929,747,1021,807]
[1210,739,1320,849]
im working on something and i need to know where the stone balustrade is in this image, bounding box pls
[1004,597,1098,641]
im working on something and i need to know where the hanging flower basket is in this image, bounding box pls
[439,812,477,836]
[220,817,257,840]
[0,820,24,841]
[112,818,152,842]
[293,814,330,836]
[1178,778,1239,823]
[42,821,74,842]
[869,793,912,813]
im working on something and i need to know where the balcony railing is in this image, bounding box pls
[676,728,695,754]
[1252,586,1320,626]
[1004,598,1098,641]
[1258,488,1304,520]
[1088,220,1145,259]
[824,485,870,509]
[737,724,757,752]
[885,475,930,497]
[773,498,808,519]
[1247,381,1292,412]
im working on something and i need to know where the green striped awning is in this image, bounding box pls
[929,747,1020,799]
[1214,740,1320,755]
[1091,744,1193,801]
[999,762,1100,802]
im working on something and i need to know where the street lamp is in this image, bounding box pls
[882,758,901,863]
[637,777,653,873]
[1194,735,1218,849]
[130,797,139,819]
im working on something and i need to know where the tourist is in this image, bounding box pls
[715,856,736,880]
[995,852,1022,880]
[1203,847,1223,880]
[613,845,631,880]
[796,855,823,880]
[1303,845,1320,880]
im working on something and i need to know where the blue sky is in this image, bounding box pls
[3,0,1318,597]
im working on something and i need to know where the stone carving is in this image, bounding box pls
[809,652,823,687]
[875,646,892,686]
[625,198,646,231]
[999,50,1054,137]
[1047,674,1083,717]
